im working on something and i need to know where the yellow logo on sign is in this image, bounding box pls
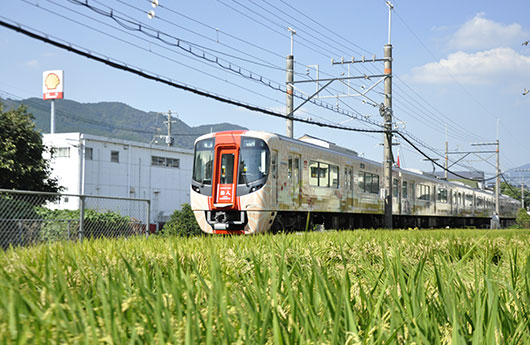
[44,73,60,90]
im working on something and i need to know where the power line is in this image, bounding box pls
[31,0,382,129]
[0,18,385,135]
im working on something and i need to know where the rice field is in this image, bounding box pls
[1,229,530,344]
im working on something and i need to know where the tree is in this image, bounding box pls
[162,203,203,237]
[0,102,61,192]
[516,208,530,229]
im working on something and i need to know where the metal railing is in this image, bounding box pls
[0,189,150,250]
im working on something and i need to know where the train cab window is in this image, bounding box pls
[238,137,269,185]
[393,178,399,197]
[220,154,235,184]
[192,138,214,185]
[402,181,408,199]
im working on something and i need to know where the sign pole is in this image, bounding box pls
[50,99,55,134]
[42,70,64,134]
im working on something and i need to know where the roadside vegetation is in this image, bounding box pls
[1,228,530,344]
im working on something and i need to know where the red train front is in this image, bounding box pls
[190,131,277,234]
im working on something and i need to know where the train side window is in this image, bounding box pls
[319,163,329,187]
[418,184,430,201]
[402,181,408,198]
[370,174,379,194]
[330,165,339,188]
[466,193,473,207]
[309,161,319,186]
[393,178,399,197]
[437,188,448,203]
[358,172,365,192]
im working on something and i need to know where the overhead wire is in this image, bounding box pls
[49,0,384,129]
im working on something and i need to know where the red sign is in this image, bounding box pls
[217,185,234,203]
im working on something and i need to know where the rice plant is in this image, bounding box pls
[1,229,530,344]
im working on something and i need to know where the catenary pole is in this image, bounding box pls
[383,1,394,228]
[286,27,296,138]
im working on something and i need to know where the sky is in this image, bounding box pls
[1,0,529,179]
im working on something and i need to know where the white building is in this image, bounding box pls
[43,133,193,223]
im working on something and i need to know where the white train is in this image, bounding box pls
[190,130,518,234]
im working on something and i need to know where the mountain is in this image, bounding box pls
[1,97,246,149]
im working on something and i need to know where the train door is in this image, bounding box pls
[410,181,416,214]
[271,150,278,206]
[345,166,354,208]
[213,147,238,207]
[288,154,301,207]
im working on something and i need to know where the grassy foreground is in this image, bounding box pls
[1,229,530,344]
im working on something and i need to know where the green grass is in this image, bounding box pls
[2,229,530,344]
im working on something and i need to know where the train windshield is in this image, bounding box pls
[238,137,269,184]
[193,138,214,185]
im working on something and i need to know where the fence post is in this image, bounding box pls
[67,220,71,240]
[79,195,85,241]
[145,200,150,239]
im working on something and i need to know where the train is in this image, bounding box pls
[190,130,519,234]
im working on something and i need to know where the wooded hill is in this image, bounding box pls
[1,97,246,149]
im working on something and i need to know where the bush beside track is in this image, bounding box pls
[1,229,530,344]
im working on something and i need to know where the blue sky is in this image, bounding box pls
[1,0,529,177]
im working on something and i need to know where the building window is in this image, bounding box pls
[85,147,93,160]
[151,156,180,168]
[111,150,119,163]
[55,147,70,158]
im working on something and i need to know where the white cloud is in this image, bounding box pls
[449,13,528,50]
[24,59,39,67]
[409,48,530,85]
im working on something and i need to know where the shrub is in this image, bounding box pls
[162,203,202,237]
[516,208,530,229]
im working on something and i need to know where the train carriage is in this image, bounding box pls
[190,130,518,234]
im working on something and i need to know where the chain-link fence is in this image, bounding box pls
[0,189,150,250]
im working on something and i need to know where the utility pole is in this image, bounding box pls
[469,140,500,214]
[496,138,500,215]
[444,124,448,179]
[286,27,296,138]
[163,110,177,147]
[382,1,394,229]
[288,4,393,227]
